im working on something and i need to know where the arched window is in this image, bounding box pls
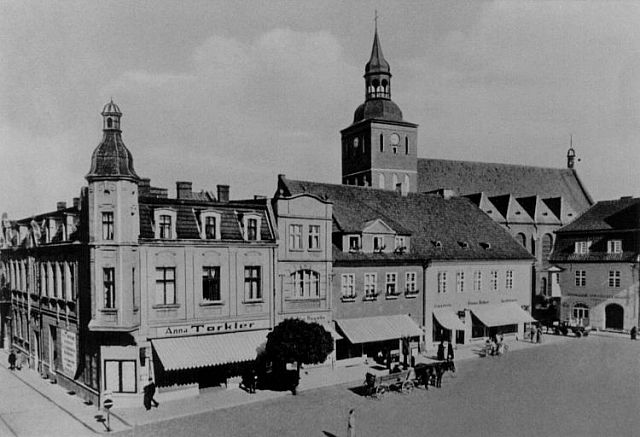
[107,118,113,128]
[541,234,553,261]
[378,174,385,189]
[291,270,320,298]
[516,233,527,249]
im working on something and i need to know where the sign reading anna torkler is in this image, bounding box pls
[158,319,270,337]
[60,329,77,377]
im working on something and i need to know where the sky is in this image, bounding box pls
[1,1,639,218]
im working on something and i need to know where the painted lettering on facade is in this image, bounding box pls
[60,329,77,378]
[159,319,270,337]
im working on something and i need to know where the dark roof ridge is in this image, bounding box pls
[418,157,569,172]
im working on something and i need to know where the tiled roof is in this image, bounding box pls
[279,177,532,261]
[417,158,593,218]
[138,197,274,242]
[86,131,139,181]
[555,197,640,233]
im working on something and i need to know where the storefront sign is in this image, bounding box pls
[567,293,627,300]
[281,313,331,325]
[60,329,77,378]
[467,300,490,306]
[501,298,518,303]
[159,319,270,337]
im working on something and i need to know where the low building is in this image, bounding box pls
[550,197,640,331]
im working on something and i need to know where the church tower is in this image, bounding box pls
[341,25,418,193]
[85,100,140,330]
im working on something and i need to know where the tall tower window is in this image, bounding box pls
[379,134,383,152]
[102,212,114,240]
[107,118,113,128]
[103,267,115,309]
[405,137,409,154]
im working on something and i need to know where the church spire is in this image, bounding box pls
[364,16,391,100]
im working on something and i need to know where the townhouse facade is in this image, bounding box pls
[549,197,640,331]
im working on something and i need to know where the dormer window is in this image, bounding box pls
[154,209,177,239]
[373,235,385,252]
[480,242,491,250]
[434,241,443,249]
[395,236,406,250]
[458,241,469,249]
[348,235,360,252]
[607,240,622,254]
[242,214,261,241]
[200,212,221,240]
[574,241,591,254]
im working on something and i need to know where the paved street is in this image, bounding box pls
[116,335,640,437]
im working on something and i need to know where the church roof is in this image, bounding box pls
[353,99,403,123]
[417,158,592,217]
[278,177,532,261]
[365,29,390,75]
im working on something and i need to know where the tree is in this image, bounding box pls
[265,318,334,392]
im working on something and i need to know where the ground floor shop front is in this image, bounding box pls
[561,294,639,332]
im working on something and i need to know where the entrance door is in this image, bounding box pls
[605,304,624,330]
[49,326,57,371]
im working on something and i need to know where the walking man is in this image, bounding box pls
[143,377,159,410]
[446,341,454,361]
[8,350,16,370]
[630,326,637,340]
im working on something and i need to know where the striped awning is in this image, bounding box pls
[335,315,422,344]
[471,302,536,327]
[433,309,466,331]
[152,330,269,371]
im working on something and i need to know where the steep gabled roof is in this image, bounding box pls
[417,159,593,220]
[279,177,532,261]
[556,197,640,233]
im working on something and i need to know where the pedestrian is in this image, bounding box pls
[630,326,637,340]
[446,341,454,361]
[8,350,16,370]
[143,378,159,410]
[536,326,542,344]
[530,327,535,342]
[15,350,22,370]
[347,408,356,437]
[437,341,445,361]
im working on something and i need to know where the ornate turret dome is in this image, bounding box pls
[86,100,139,182]
[353,99,403,123]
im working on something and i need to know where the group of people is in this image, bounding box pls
[7,349,26,370]
[485,334,506,356]
[530,325,543,343]
[436,340,455,362]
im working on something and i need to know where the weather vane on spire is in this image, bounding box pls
[374,10,378,31]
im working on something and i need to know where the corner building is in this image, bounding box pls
[2,102,277,407]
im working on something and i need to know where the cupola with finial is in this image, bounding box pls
[365,16,391,100]
[567,134,576,169]
[86,100,139,182]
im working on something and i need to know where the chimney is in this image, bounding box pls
[176,181,192,200]
[72,197,80,209]
[139,178,151,196]
[56,201,67,211]
[217,185,229,203]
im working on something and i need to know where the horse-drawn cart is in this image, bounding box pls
[363,369,415,399]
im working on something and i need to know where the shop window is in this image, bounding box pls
[104,360,137,393]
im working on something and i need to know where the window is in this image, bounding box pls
[244,266,261,301]
[243,215,261,241]
[505,271,514,289]
[291,270,320,298]
[52,263,58,298]
[159,215,173,239]
[405,272,417,293]
[572,303,589,324]
[456,272,465,293]
[608,270,621,288]
[385,273,397,295]
[202,267,221,302]
[437,272,447,294]
[379,133,383,152]
[348,235,360,251]
[155,267,176,305]
[607,240,622,254]
[341,274,355,298]
[204,216,218,239]
[308,225,320,250]
[373,236,385,251]
[102,212,114,240]
[394,236,406,250]
[405,137,409,155]
[289,224,302,249]
[541,234,553,260]
[473,271,482,292]
[490,271,498,291]
[364,273,377,298]
[516,233,527,248]
[575,270,586,287]
[574,241,591,254]
[103,268,115,309]
[104,360,136,393]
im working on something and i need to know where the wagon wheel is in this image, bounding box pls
[402,380,415,393]
[375,385,387,399]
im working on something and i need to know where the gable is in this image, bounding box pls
[362,218,396,235]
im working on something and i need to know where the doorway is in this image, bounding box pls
[605,304,624,330]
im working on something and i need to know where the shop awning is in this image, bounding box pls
[335,315,422,344]
[326,324,343,340]
[151,330,269,371]
[433,309,466,331]
[471,302,536,327]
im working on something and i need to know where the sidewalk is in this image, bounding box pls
[0,333,572,435]
[0,348,129,435]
